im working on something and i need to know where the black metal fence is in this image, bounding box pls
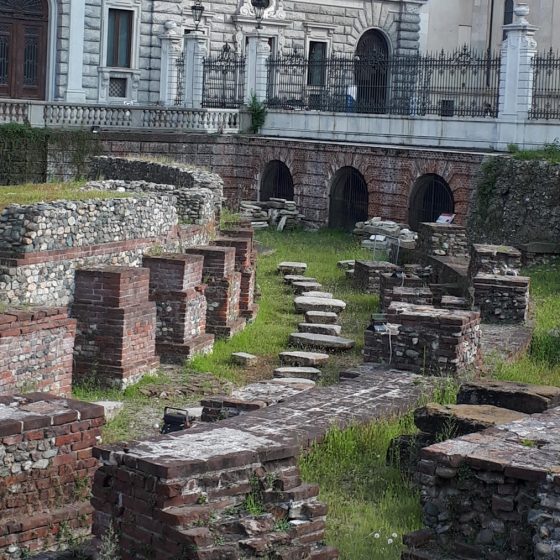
[530,49,560,120]
[202,45,246,108]
[266,47,501,118]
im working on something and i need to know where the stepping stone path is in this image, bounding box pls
[292,281,323,294]
[278,262,307,275]
[300,291,333,299]
[273,366,322,381]
[284,274,317,285]
[298,322,342,336]
[294,296,346,314]
[279,351,330,367]
[231,352,257,366]
[289,332,355,351]
[305,311,338,324]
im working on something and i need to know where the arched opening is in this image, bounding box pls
[408,174,455,230]
[354,29,389,114]
[260,160,294,202]
[0,0,48,100]
[329,167,369,231]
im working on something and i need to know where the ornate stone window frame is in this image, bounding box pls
[98,0,141,103]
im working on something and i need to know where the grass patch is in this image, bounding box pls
[189,229,375,384]
[0,181,132,211]
[493,263,560,386]
[508,141,560,164]
[299,416,420,560]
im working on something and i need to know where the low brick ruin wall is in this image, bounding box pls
[468,243,522,277]
[364,303,481,375]
[379,272,425,311]
[353,261,399,294]
[473,274,530,323]
[417,223,469,260]
[0,393,105,557]
[404,407,560,560]
[0,308,75,397]
[93,425,336,560]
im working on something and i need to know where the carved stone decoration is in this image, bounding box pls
[237,0,286,20]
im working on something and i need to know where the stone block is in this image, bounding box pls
[294,297,346,314]
[289,332,355,351]
[305,311,339,324]
[231,352,258,366]
[279,351,330,367]
[278,262,307,274]
[298,323,342,336]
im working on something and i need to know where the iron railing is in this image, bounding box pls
[266,47,501,118]
[530,49,560,120]
[202,44,246,108]
[175,51,185,106]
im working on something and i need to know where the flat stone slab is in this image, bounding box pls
[284,275,316,285]
[273,367,322,381]
[294,296,346,314]
[279,351,330,367]
[298,322,342,336]
[231,352,258,366]
[457,379,560,414]
[289,332,355,351]
[278,262,307,275]
[266,377,316,388]
[300,291,333,299]
[292,281,323,294]
[94,400,124,422]
[305,311,338,324]
[414,403,527,438]
[232,381,311,405]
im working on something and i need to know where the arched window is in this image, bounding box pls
[0,0,48,99]
[408,174,454,230]
[260,160,294,202]
[329,167,369,231]
[503,0,514,40]
[354,29,390,114]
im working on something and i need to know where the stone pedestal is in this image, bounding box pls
[417,223,469,260]
[353,261,399,294]
[143,254,215,363]
[473,273,530,323]
[72,266,160,388]
[379,272,424,311]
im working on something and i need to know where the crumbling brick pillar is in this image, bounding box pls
[353,261,399,294]
[72,266,159,388]
[0,393,104,556]
[184,246,245,338]
[213,234,259,321]
[0,307,76,397]
[473,274,530,323]
[379,272,424,311]
[142,254,215,363]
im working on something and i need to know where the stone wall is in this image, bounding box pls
[90,157,224,216]
[473,274,530,324]
[468,243,522,277]
[364,303,481,375]
[379,272,425,311]
[468,157,560,246]
[99,132,483,226]
[353,261,399,294]
[417,223,469,260]
[0,393,105,557]
[0,308,75,397]
[404,407,560,560]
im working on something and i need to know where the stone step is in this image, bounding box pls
[278,262,307,275]
[292,281,323,294]
[298,323,342,336]
[305,311,339,324]
[273,367,322,381]
[457,379,560,414]
[284,275,316,285]
[294,296,346,314]
[289,332,355,351]
[266,377,316,388]
[414,403,528,438]
[300,291,333,299]
[279,351,330,367]
[231,352,257,366]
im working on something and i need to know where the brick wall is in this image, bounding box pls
[416,223,469,260]
[72,266,160,388]
[0,308,76,397]
[0,393,105,557]
[143,254,215,363]
[473,274,530,324]
[99,133,484,226]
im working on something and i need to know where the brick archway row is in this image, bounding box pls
[99,133,485,227]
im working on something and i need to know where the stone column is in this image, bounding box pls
[159,21,184,106]
[183,31,207,108]
[245,34,271,103]
[65,0,86,102]
[499,4,538,119]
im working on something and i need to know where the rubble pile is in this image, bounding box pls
[240,198,318,231]
[353,217,417,252]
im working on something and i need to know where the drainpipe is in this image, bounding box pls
[486,0,496,87]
